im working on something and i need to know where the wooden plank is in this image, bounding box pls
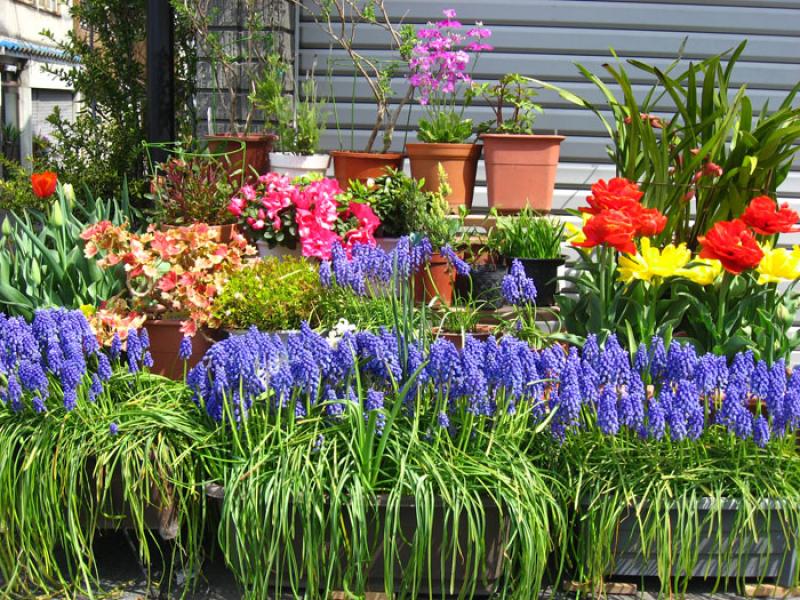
[745,583,800,597]
[330,593,389,600]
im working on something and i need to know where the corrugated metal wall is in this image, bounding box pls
[298,0,800,219]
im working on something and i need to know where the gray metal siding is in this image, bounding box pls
[299,0,800,213]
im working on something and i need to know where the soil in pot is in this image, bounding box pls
[206,133,277,180]
[455,262,508,310]
[330,151,404,190]
[268,152,331,179]
[511,256,565,307]
[481,134,564,213]
[144,320,215,380]
[406,143,481,210]
[414,253,455,306]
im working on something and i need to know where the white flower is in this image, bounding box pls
[326,318,356,348]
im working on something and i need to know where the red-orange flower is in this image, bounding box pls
[573,210,638,254]
[741,195,799,236]
[31,171,57,199]
[698,219,764,275]
[635,206,667,237]
[581,177,644,215]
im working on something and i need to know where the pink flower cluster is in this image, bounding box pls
[408,8,493,106]
[228,173,381,260]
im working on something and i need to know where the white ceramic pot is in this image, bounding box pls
[256,241,303,260]
[268,152,331,179]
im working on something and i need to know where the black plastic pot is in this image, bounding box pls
[455,262,508,310]
[509,256,565,307]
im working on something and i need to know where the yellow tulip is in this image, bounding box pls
[617,238,691,284]
[79,304,96,318]
[757,246,800,284]
[565,213,591,245]
[676,258,723,286]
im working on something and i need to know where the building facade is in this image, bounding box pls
[0,0,76,166]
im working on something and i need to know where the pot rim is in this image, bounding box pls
[405,142,482,158]
[206,133,278,142]
[329,150,405,159]
[479,133,566,142]
[268,151,330,159]
[508,255,567,265]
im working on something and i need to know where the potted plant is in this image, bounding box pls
[297,0,413,188]
[471,74,565,213]
[404,9,493,210]
[409,170,472,306]
[80,221,256,379]
[228,173,381,260]
[250,53,330,178]
[431,301,495,349]
[177,3,278,176]
[211,256,323,337]
[343,169,426,250]
[147,148,239,241]
[488,208,566,306]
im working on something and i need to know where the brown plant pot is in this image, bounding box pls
[206,133,277,181]
[406,142,481,210]
[330,150,404,190]
[143,319,215,380]
[414,253,456,306]
[432,324,496,350]
[480,134,565,214]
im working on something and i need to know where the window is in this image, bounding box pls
[13,0,62,15]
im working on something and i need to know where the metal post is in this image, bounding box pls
[146,0,175,164]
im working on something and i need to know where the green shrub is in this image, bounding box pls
[212,257,322,331]
[0,156,49,213]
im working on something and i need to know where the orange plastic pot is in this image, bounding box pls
[480,134,564,213]
[143,319,214,380]
[414,253,456,306]
[330,151,405,190]
[406,142,481,211]
[206,133,277,180]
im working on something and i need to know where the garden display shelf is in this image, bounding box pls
[585,498,798,587]
[207,486,507,596]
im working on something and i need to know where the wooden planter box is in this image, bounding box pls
[209,486,507,596]
[597,499,798,586]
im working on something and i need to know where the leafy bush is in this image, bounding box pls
[212,257,322,331]
[344,168,428,238]
[0,156,49,213]
[149,153,237,226]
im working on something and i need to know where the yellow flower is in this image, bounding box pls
[756,246,800,284]
[676,258,723,286]
[79,304,96,318]
[617,238,691,284]
[565,213,591,245]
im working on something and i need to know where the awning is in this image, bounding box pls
[0,38,76,63]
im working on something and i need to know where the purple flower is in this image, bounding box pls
[179,336,193,361]
[319,260,332,288]
[437,410,450,428]
[647,398,666,441]
[109,422,119,436]
[501,259,537,306]
[753,415,770,448]
[439,244,470,276]
[597,386,619,435]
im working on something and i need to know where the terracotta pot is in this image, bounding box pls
[143,319,215,380]
[330,151,404,190]
[406,142,481,210]
[206,133,277,181]
[432,324,496,350]
[480,134,565,213]
[414,252,456,306]
[268,152,331,179]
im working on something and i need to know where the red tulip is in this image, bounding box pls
[581,177,644,215]
[31,171,58,199]
[573,210,638,254]
[741,195,799,236]
[698,219,764,275]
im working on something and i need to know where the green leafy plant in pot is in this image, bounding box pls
[487,207,566,306]
[471,74,564,213]
[250,53,330,179]
[404,9,492,210]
